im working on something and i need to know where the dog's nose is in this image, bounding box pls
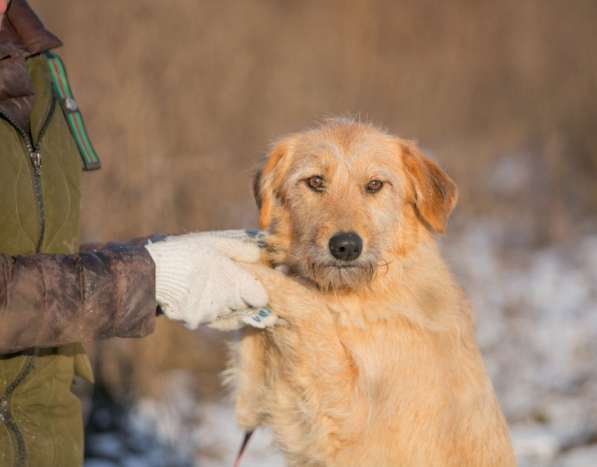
[329,232,363,261]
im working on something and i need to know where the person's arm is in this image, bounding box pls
[0,230,273,354]
[0,239,157,354]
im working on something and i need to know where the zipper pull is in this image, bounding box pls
[30,151,42,175]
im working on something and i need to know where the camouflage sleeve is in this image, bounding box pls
[0,237,163,354]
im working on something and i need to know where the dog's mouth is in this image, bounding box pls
[326,258,380,273]
[321,261,369,270]
[296,258,378,291]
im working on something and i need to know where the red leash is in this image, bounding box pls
[232,430,254,467]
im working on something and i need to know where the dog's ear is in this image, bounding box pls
[254,138,294,229]
[400,141,458,233]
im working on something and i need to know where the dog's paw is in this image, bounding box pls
[207,307,278,331]
[241,307,278,328]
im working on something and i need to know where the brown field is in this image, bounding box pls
[31,0,597,405]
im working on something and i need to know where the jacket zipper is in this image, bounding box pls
[0,96,54,251]
[25,140,45,252]
[0,356,36,467]
[0,91,56,467]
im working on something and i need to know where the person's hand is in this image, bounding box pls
[145,230,277,330]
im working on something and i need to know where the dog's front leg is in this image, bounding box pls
[230,328,268,430]
[239,263,359,463]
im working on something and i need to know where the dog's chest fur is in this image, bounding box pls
[231,282,514,466]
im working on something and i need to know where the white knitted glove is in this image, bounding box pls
[145,230,276,330]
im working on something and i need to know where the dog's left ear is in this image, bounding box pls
[400,141,458,233]
[254,137,294,229]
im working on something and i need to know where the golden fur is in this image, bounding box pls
[228,119,515,466]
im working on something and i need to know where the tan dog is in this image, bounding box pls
[229,119,515,467]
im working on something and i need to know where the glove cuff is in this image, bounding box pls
[145,240,198,315]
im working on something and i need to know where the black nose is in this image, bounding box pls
[328,231,363,261]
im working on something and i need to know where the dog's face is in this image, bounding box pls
[255,120,458,291]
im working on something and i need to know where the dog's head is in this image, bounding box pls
[254,119,458,291]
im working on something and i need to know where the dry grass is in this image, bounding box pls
[30,0,597,398]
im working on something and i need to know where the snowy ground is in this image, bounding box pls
[84,373,284,467]
[85,221,597,467]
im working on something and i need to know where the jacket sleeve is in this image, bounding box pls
[0,237,162,354]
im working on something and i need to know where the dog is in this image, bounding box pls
[228,119,516,467]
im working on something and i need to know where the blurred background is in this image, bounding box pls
[32,1,597,466]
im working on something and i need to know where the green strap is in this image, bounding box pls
[45,51,101,171]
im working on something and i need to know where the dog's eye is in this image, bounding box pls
[365,179,384,193]
[306,175,326,192]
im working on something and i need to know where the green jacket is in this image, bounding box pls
[0,2,158,466]
[0,50,86,467]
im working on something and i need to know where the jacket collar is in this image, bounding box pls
[0,0,62,60]
[0,0,61,130]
